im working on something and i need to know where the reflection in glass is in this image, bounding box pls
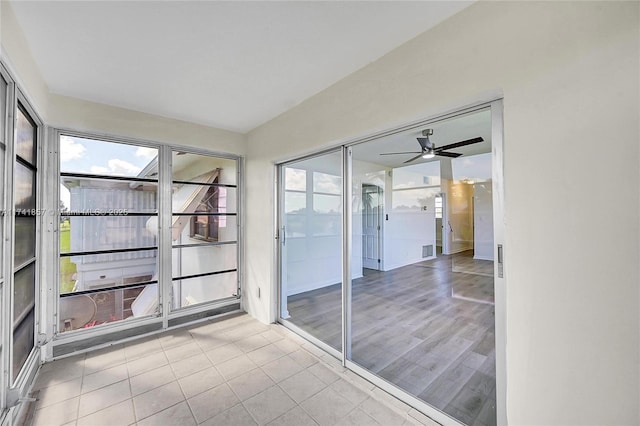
[313,194,341,213]
[14,217,36,266]
[15,162,35,210]
[313,171,341,194]
[285,168,306,191]
[16,107,36,165]
[172,271,237,309]
[13,264,35,322]
[12,310,34,381]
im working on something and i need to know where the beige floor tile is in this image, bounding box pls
[307,363,341,385]
[191,331,231,351]
[133,381,185,421]
[200,403,257,426]
[158,329,194,350]
[359,397,407,426]
[227,369,275,401]
[261,355,304,383]
[81,363,128,394]
[78,379,131,418]
[124,337,162,361]
[34,357,85,390]
[130,364,176,396]
[334,408,380,426]
[300,387,355,426]
[272,338,300,355]
[170,352,211,379]
[278,370,327,404]
[127,351,168,377]
[205,343,243,365]
[330,379,370,405]
[288,349,319,368]
[266,406,318,426]
[83,345,126,375]
[187,383,239,423]
[246,344,286,366]
[32,396,80,426]
[36,377,82,409]
[236,334,271,353]
[408,408,440,426]
[243,386,296,425]
[76,399,135,426]
[216,354,258,380]
[137,401,196,426]
[164,341,202,363]
[260,330,285,344]
[178,366,225,399]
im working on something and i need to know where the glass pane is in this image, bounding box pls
[392,161,441,189]
[61,177,157,214]
[16,107,36,165]
[60,135,158,178]
[313,194,341,213]
[349,109,495,426]
[172,184,236,214]
[172,152,237,185]
[15,161,35,210]
[172,271,237,309]
[280,151,343,351]
[172,244,237,278]
[313,171,341,194]
[12,309,34,381]
[59,284,158,332]
[171,214,236,245]
[13,263,35,323]
[59,250,157,295]
[60,215,157,254]
[285,192,306,214]
[285,168,306,191]
[15,217,36,266]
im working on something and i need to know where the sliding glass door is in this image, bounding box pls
[277,103,504,426]
[279,150,343,352]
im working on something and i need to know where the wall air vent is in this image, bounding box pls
[422,245,434,258]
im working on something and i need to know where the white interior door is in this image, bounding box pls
[362,184,381,270]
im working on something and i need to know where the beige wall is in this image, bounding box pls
[245,2,639,425]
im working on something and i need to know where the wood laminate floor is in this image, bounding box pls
[287,251,496,426]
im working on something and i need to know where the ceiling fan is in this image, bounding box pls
[380,129,484,164]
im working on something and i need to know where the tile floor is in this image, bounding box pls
[25,314,440,426]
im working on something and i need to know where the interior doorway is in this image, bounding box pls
[362,184,383,270]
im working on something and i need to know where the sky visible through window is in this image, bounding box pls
[59,135,157,209]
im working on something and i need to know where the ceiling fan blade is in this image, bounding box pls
[435,137,484,152]
[403,153,424,164]
[436,151,462,158]
[379,151,421,156]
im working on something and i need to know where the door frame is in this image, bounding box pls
[276,98,506,426]
[361,183,383,270]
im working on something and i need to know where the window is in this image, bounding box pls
[13,103,38,381]
[435,195,443,219]
[59,135,159,331]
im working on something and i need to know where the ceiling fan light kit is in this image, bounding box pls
[379,128,484,164]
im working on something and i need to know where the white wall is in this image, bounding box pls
[245,2,640,425]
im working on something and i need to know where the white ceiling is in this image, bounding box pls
[9,1,473,133]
